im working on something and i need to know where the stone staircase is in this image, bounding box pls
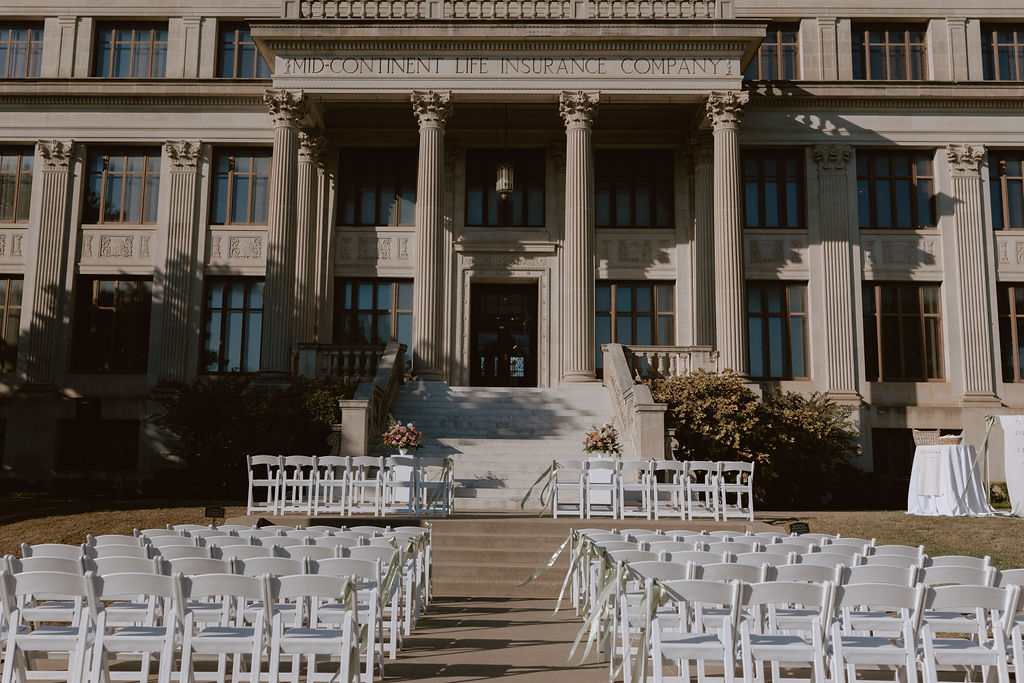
[389,381,619,511]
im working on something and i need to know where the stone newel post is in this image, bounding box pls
[560,90,600,382]
[706,91,749,375]
[410,89,452,380]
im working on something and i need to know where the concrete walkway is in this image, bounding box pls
[383,597,608,681]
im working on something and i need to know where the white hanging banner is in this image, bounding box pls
[998,415,1024,516]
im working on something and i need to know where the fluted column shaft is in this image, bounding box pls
[559,90,600,382]
[294,130,325,344]
[411,90,452,380]
[813,144,860,398]
[690,134,715,347]
[948,144,998,400]
[707,91,749,375]
[155,140,203,384]
[25,140,74,387]
[261,89,307,374]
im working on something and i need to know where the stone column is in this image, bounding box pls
[706,91,749,375]
[23,139,75,389]
[813,144,861,401]
[689,132,715,347]
[260,89,307,376]
[410,90,452,381]
[559,90,600,382]
[295,129,326,345]
[947,144,998,402]
[154,140,203,385]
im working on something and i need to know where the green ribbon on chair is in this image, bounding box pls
[424,457,454,513]
[519,460,561,515]
[569,551,626,665]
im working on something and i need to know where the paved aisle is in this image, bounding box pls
[384,597,608,681]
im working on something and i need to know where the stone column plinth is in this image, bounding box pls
[23,139,75,390]
[560,90,600,382]
[154,140,202,385]
[706,91,749,375]
[295,130,326,345]
[260,89,307,376]
[947,144,998,403]
[813,143,861,402]
[410,90,452,381]
[689,133,715,347]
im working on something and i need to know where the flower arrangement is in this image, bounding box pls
[582,423,623,458]
[382,419,424,452]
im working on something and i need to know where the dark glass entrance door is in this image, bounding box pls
[470,283,538,387]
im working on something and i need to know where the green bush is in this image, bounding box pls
[648,370,860,508]
[151,376,358,498]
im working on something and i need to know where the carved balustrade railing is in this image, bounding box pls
[295,343,383,383]
[624,344,719,379]
[602,343,669,460]
[285,0,730,19]
[336,342,407,458]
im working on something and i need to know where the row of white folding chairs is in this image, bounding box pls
[552,459,754,521]
[0,569,380,683]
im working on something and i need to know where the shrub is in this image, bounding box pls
[151,376,358,498]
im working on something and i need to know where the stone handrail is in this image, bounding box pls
[624,344,719,379]
[295,343,383,382]
[337,342,407,457]
[602,343,669,461]
[284,0,730,19]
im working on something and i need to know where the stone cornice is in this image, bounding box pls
[0,80,265,107]
[261,38,754,53]
[747,82,1024,110]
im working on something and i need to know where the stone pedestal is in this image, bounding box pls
[559,90,600,382]
[689,133,715,347]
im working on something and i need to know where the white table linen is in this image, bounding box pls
[907,444,992,516]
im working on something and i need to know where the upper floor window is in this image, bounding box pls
[998,283,1024,382]
[465,149,545,227]
[0,24,43,78]
[202,278,263,374]
[982,26,1024,81]
[852,25,927,81]
[856,150,934,229]
[863,282,943,382]
[338,149,417,227]
[93,25,168,78]
[596,150,674,228]
[595,281,675,373]
[217,25,271,78]
[83,149,161,224]
[0,148,33,223]
[744,24,799,80]
[210,149,271,225]
[743,149,804,228]
[71,277,153,373]
[990,151,1024,230]
[0,276,22,373]
[747,281,808,380]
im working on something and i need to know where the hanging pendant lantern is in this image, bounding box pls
[496,160,515,200]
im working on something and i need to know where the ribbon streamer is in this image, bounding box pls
[519,460,561,515]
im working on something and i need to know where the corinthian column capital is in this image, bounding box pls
[164,140,203,170]
[812,143,852,174]
[946,143,986,177]
[411,90,453,128]
[705,90,749,130]
[298,129,329,166]
[264,89,308,128]
[686,132,714,165]
[559,90,600,130]
[36,139,73,170]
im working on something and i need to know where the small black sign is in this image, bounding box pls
[788,522,810,536]
[204,506,225,519]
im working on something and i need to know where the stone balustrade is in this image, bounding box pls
[294,343,384,382]
[623,344,719,379]
[336,342,407,458]
[602,343,668,460]
[286,0,729,19]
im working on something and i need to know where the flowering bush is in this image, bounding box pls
[383,420,424,451]
[583,423,623,458]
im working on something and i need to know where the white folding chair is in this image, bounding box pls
[348,456,383,515]
[618,460,653,519]
[280,546,337,562]
[415,456,453,517]
[246,454,281,515]
[85,545,153,560]
[585,458,619,519]
[19,544,87,561]
[830,583,925,683]
[382,456,419,516]
[313,455,350,515]
[92,556,165,576]
[87,534,145,548]
[153,546,214,561]
[308,558,382,681]
[5,556,85,576]
[279,455,318,515]
[685,461,721,521]
[552,459,585,518]
[652,460,687,521]
[719,461,755,521]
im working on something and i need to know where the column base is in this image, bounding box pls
[824,390,865,407]
[959,392,1003,408]
[561,370,597,382]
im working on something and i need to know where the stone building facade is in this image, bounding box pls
[0,0,1022,485]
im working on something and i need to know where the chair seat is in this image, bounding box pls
[190,626,259,654]
[279,628,350,655]
[659,633,729,659]
[844,611,905,634]
[923,611,981,632]
[831,636,912,665]
[101,626,178,652]
[18,626,91,651]
[929,637,1003,665]
[746,634,816,661]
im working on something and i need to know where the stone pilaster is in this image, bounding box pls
[23,139,75,389]
[260,89,307,376]
[410,89,452,380]
[688,133,715,347]
[559,90,600,382]
[813,144,861,402]
[295,129,327,345]
[154,140,203,385]
[947,143,998,403]
[706,91,749,375]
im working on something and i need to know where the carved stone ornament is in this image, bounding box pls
[705,90,749,129]
[812,143,852,173]
[410,90,453,127]
[298,129,329,165]
[559,90,600,129]
[946,143,985,176]
[165,140,202,170]
[36,139,73,170]
[264,89,308,127]
[686,132,714,165]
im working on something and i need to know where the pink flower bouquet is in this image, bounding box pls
[582,423,622,458]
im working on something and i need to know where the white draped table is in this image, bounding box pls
[907,444,993,516]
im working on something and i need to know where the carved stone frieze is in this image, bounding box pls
[812,143,852,174]
[559,90,600,129]
[946,143,985,177]
[206,230,267,264]
[462,254,548,269]
[99,235,134,258]
[411,89,453,127]
[264,89,308,127]
[862,235,942,272]
[749,239,784,264]
[618,240,652,263]
[164,140,203,170]
[37,139,73,170]
[705,90,748,129]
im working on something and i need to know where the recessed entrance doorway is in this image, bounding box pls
[469,282,538,387]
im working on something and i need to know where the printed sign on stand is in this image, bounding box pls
[998,416,1024,517]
